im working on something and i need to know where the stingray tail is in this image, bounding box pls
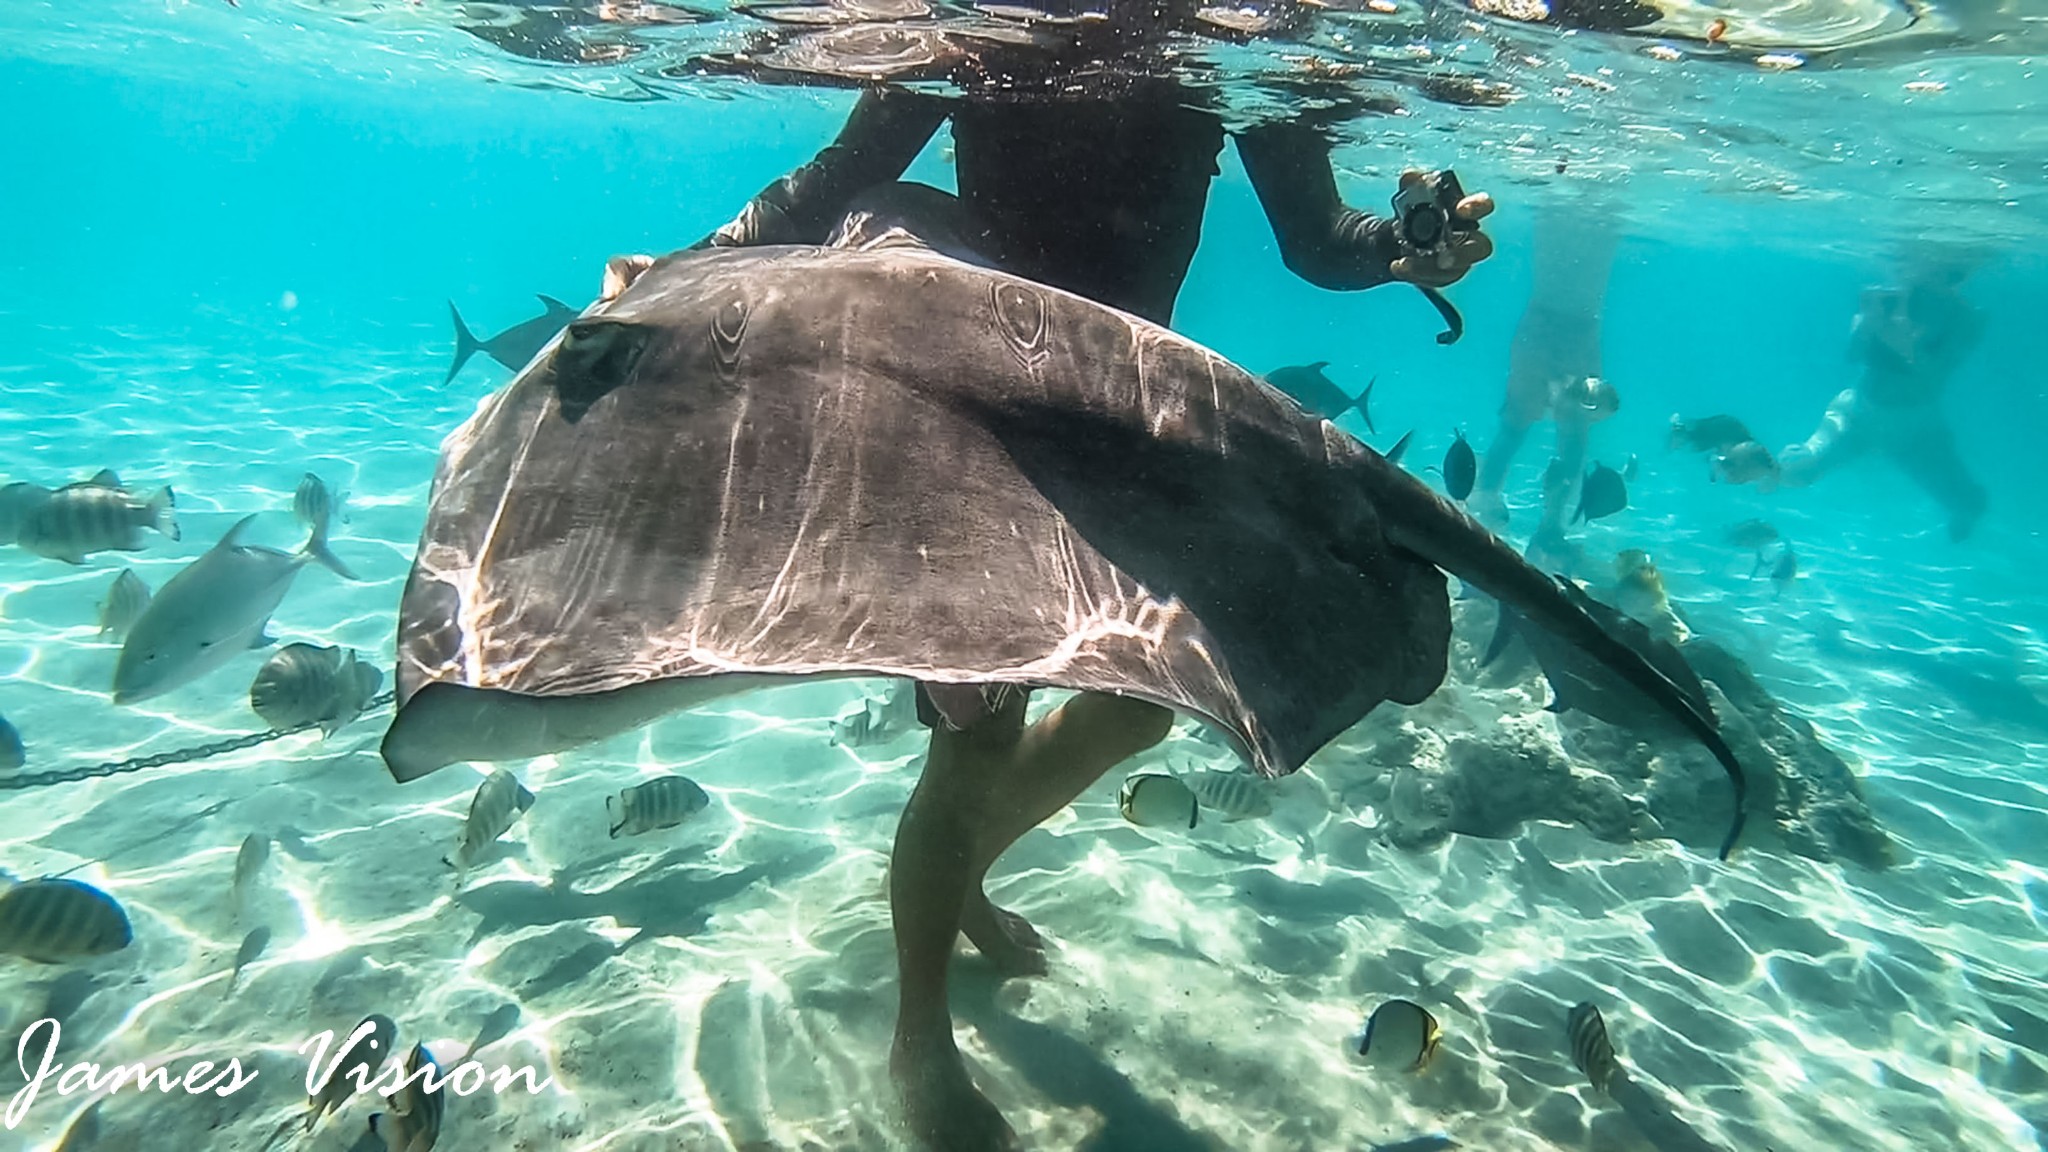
[446,302,481,386]
[1370,458,1749,860]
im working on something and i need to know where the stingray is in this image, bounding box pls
[380,187,1749,858]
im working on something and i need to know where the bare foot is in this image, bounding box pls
[960,894,1048,977]
[890,1033,1019,1152]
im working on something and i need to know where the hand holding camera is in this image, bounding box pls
[1388,169,1494,288]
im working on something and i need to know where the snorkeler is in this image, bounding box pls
[1468,199,1622,568]
[694,25,1493,326]
[1775,246,1990,542]
[696,4,1495,1147]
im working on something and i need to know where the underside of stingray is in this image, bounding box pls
[381,189,1749,857]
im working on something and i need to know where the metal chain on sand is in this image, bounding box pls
[0,689,398,792]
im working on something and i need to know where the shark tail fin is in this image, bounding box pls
[147,487,180,542]
[302,512,358,582]
[446,302,481,386]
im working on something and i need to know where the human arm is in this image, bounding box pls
[693,88,948,249]
[1235,120,1494,290]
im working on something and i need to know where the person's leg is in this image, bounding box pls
[890,687,1030,1151]
[1525,415,1591,556]
[1882,411,1989,541]
[888,689,1171,1150]
[1777,388,1867,489]
[956,692,1173,971]
[1474,203,1618,522]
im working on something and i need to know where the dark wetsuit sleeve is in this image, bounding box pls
[1235,120,1404,291]
[694,89,948,249]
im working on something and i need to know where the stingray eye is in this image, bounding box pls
[199,640,214,650]
[554,318,652,424]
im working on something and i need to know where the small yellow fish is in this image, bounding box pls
[1118,772,1198,829]
[1354,999,1442,1072]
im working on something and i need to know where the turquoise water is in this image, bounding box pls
[3,1,2047,1150]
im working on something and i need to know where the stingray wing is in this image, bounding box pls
[392,244,1449,780]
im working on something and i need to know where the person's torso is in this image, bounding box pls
[950,94,1226,324]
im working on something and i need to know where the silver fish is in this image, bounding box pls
[1118,772,1198,829]
[447,295,579,384]
[225,925,271,996]
[606,775,710,838]
[369,1043,446,1152]
[450,768,536,869]
[1710,440,1779,487]
[249,643,383,735]
[0,481,54,546]
[1668,413,1752,454]
[0,715,22,771]
[0,878,133,962]
[113,513,355,704]
[1264,362,1375,432]
[293,472,349,530]
[307,1013,397,1130]
[95,569,151,641]
[18,474,178,564]
[1182,769,1273,822]
[231,833,270,912]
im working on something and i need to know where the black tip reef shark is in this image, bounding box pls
[383,191,1749,861]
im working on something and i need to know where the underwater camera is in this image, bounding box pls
[1390,169,1476,346]
[1391,168,1473,256]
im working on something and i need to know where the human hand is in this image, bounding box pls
[1389,170,1495,288]
[601,254,656,303]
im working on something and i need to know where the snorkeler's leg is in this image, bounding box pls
[956,692,1174,974]
[1526,418,1594,567]
[1472,416,1534,519]
[1777,388,1866,488]
[889,689,1029,1151]
[1476,201,1618,525]
[1885,413,1989,541]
